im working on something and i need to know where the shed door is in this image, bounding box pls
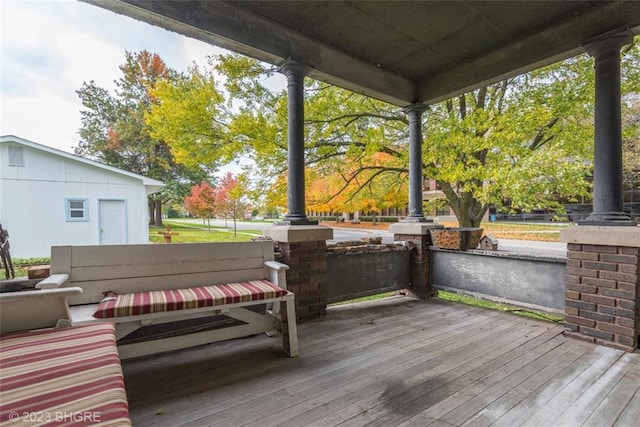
[99,200,127,244]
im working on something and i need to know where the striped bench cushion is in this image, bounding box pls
[0,323,130,426]
[93,279,288,319]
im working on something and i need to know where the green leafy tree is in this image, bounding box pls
[146,38,639,227]
[422,58,595,225]
[76,50,212,226]
[145,59,237,169]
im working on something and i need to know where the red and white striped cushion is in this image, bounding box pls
[93,279,288,319]
[0,323,130,426]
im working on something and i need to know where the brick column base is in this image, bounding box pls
[561,226,640,352]
[390,222,443,298]
[275,240,328,321]
[263,225,333,322]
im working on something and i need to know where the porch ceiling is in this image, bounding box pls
[85,0,640,106]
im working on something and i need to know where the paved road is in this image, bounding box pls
[493,238,566,257]
[171,219,567,257]
[174,218,391,243]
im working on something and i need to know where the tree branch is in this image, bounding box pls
[305,112,408,125]
[325,166,408,204]
[459,95,467,119]
[476,87,487,110]
[529,117,560,150]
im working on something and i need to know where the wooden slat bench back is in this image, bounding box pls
[36,241,298,358]
[51,241,275,305]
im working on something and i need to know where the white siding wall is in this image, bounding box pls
[0,143,150,258]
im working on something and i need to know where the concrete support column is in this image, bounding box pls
[403,103,431,222]
[582,30,633,224]
[279,61,316,225]
[264,225,333,321]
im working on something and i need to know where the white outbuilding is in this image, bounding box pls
[0,135,163,258]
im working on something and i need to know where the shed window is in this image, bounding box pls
[8,146,24,166]
[65,198,89,222]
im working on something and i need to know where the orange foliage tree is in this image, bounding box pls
[306,152,408,222]
[184,182,216,229]
[215,172,249,236]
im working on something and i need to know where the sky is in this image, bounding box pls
[0,0,283,158]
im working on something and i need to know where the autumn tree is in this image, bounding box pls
[215,172,249,236]
[262,174,288,218]
[306,152,409,224]
[76,50,212,226]
[184,181,217,229]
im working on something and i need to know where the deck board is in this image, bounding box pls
[306,325,559,426]
[489,344,609,427]
[249,317,524,427]
[122,297,640,427]
[577,354,640,427]
[614,378,640,427]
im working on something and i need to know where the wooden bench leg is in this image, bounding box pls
[265,301,280,337]
[282,299,299,357]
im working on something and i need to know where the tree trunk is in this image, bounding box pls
[450,207,485,227]
[154,199,163,226]
[148,200,155,225]
[439,181,488,227]
[233,208,237,237]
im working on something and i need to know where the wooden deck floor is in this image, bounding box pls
[122,296,640,427]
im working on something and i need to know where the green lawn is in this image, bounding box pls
[149,220,262,243]
[440,221,568,242]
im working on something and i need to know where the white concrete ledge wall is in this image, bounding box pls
[431,249,567,312]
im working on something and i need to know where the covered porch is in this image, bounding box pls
[84,0,640,350]
[124,296,640,426]
[3,2,639,425]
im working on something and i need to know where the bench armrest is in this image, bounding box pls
[0,287,82,302]
[0,287,82,334]
[36,273,70,289]
[264,261,290,289]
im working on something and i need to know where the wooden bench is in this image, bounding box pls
[0,290,131,425]
[35,241,298,359]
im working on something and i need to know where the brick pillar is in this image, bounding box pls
[389,222,443,298]
[264,225,333,322]
[562,226,640,352]
[275,240,328,321]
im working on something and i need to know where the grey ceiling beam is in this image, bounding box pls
[418,1,640,104]
[82,0,418,106]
